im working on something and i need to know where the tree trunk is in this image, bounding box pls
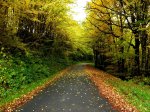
[134,34,140,75]
[140,0,149,75]
[146,47,150,76]
[118,0,125,73]
[141,31,148,75]
[93,48,99,68]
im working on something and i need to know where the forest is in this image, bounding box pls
[0,0,150,111]
[86,0,150,78]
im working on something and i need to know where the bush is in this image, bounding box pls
[0,52,72,102]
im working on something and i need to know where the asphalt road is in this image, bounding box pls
[15,65,117,112]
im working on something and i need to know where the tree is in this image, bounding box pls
[0,0,75,57]
[86,0,150,76]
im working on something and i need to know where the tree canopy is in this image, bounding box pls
[85,0,150,77]
[0,0,150,83]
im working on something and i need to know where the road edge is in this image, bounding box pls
[85,65,139,112]
[0,66,72,112]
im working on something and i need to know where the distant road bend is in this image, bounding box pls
[15,65,117,112]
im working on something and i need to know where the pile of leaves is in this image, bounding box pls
[85,65,139,112]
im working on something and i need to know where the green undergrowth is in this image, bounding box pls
[107,78,150,112]
[0,54,73,107]
[0,78,47,107]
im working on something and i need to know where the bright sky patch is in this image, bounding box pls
[70,0,90,22]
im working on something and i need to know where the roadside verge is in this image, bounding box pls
[85,65,139,112]
[0,66,71,112]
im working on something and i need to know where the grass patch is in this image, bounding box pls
[107,78,150,112]
[0,78,47,106]
[0,54,73,107]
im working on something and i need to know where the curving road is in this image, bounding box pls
[15,65,117,112]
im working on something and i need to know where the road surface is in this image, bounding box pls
[15,65,117,112]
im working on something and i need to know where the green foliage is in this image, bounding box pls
[0,0,92,109]
[0,0,74,55]
[130,76,150,86]
[107,79,150,112]
[0,0,93,60]
[0,53,72,105]
[0,78,48,107]
[85,0,150,76]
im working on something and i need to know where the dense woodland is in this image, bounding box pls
[0,0,150,109]
[85,0,150,79]
[0,0,92,104]
[0,0,91,58]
